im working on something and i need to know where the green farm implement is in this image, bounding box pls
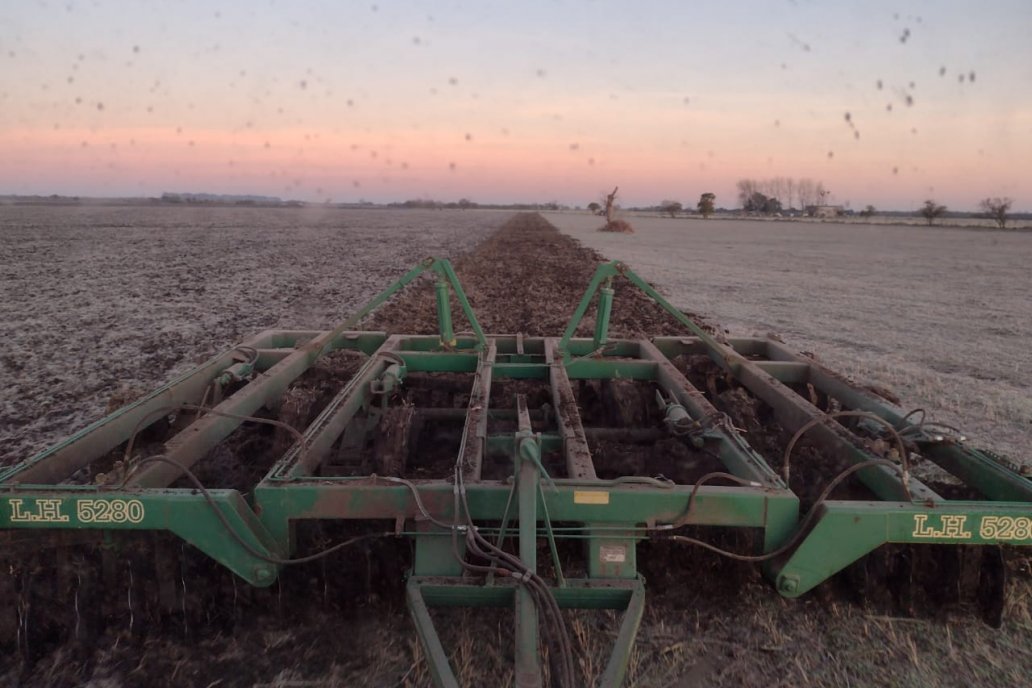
[2,257,1029,687]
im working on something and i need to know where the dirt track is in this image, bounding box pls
[2,211,1030,687]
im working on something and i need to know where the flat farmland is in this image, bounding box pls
[0,208,1029,687]
[545,212,1032,463]
[0,205,508,464]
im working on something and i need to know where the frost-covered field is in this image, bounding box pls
[545,212,1032,462]
[0,205,507,464]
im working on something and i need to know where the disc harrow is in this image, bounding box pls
[2,257,1029,687]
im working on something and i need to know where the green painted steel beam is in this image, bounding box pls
[407,580,461,688]
[637,339,784,487]
[281,353,393,478]
[432,258,488,351]
[599,580,646,688]
[566,358,657,380]
[762,338,1032,503]
[0,489,280,586]
[407,577,645,687]
[1,345,248,485]
[547,338,598,481]
[459,342,497,480]
[252,481,792,532]
[771,499,1032,597]
[411,576,638,609]
[399,351,478,373]
[514,395,541,685]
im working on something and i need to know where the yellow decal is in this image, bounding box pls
[574,490,609,505]
[978,516,1032,541]
[913,514,1032,542]
[912,514,971,539]
[9,498,69,523]
[7,498,145,525]
[77,499,146,524]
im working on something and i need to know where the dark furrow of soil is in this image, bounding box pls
[3,213,1029,688]
[366,211,708,338]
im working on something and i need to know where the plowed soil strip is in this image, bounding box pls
[366,212,708,337]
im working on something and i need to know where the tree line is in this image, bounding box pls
[736,177,830,214]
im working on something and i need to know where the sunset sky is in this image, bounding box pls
[1,0,1029,210]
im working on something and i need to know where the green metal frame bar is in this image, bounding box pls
[0,488,281,586]
[772,500,1032,596]
[407,577,646,688]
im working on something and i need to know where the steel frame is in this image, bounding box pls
[1,258,1029,687]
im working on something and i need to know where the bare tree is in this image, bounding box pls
[797,178,816,211]
[736,179,758,209]
[603,186,619,223]
[919,199,947,225]
[771,177,787,209]
[979,197,1013,229]
[740,176,824,213]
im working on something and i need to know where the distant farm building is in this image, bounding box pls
[808,205,845,218]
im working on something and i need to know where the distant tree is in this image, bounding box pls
[919,199,947,225]
[979,197,1013,229]
[763,196,783,214]
[744,191,769,213]
[457,198,476,209]
[859,204,876,218]
[587,201,601,215]
[736,179,758,208]
[660,200,682,217]
[697,192,716,218]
